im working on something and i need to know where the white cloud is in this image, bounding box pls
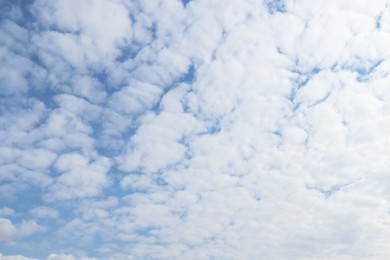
[108,81,162,115]
[3,0,390,259]
[31,0,132,69]
[34,32,86,70]
[47,254,96,260]
[70,75,107,104]
[53,94,101,122]
[0,207,14,217]
[29,206,59,219]
[0,254,36,260]
[119,111,203,173]
[49,153,112,200]
[37,108,94,153]
[0,218,42,240]
[0,254,96,260]
[18,149,57,170]
[0,50,31,96]
[0,99,47,151]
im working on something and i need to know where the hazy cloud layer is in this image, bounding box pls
[2,0,390,259]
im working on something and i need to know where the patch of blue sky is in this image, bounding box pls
[307,183,350,199]
[181,0,192,8]
[173,209,188,220]
[0,186,43,212]
[116,45,144,63]
[333,58,383,82]
[200,117,222,135]
[115,23,156,64]
[152,63,196,114]
[287,86,302,111]
[287,67,321,111]
[287,90,298,109]
[308,91,331,108]
[253,192,262,201]
[74,233,118,257]
[355,60,383,82]
[272,130,282,137]
[90,70,115,94]
[135,226,159,238]
[27,90,63,112]
[317,186,342,199]
[0,2,12,19]
[10,210,115,259]
[175,63,196,85]
[375,14,382,29]
[153,169,175,187]
[266,0,287,15]
[157,63,196,93]
[0,241,46,260]
[0,190,60,258]
[18,230,103,259]
[2,187,76,230]
[93,108,144,157]
[94,131,129,158]
[1,0,34,24]
[292,66,321,89]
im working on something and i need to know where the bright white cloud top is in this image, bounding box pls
[1,0,390,259]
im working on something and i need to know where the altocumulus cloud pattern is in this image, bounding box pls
[2,0,390,259]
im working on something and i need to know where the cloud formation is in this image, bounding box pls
[0,218,42,241]
[2,0,390,259]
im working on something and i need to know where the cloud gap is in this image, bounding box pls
[375,14,382,29]
[151,63,196,114]
[265,0,287,15]
[355,60,383,82]
[181,0,192,8]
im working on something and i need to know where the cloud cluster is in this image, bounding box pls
[2,0,390,259]
[0,218,42,241]
[0,253,96,260]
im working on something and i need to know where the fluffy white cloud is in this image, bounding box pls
[0,254,96,260]
[17,149,57,170]
[29,206,59,219]
[31,0,132,69]
[0,218,42,241]
[0,207,14,217]
[49,153,112,200]
[3,0,390,259]
[0,254,36,260]
[119,110,203,173]
[46,254,96,260]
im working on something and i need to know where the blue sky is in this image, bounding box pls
[2,0,390,259]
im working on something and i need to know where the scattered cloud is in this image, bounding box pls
[0,254,96,260]
[0,218,42,241]
[0,254,37,260]
[29,207,59,219]
[0,208,14,217]
[46,254,97,260]
[2,0,390,259]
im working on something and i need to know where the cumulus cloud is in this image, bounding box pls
[46,254,96,260]
[29,206,59,219]
[0,254,96,260]
[0,254,36,260]
[0,207,14,217]
[119,110,203,173]
[0,218,42,240]
[48,153,112,200]
[3,0,390,259]
[31,0,132,69]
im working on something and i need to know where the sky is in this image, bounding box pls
[2,0,390,259]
